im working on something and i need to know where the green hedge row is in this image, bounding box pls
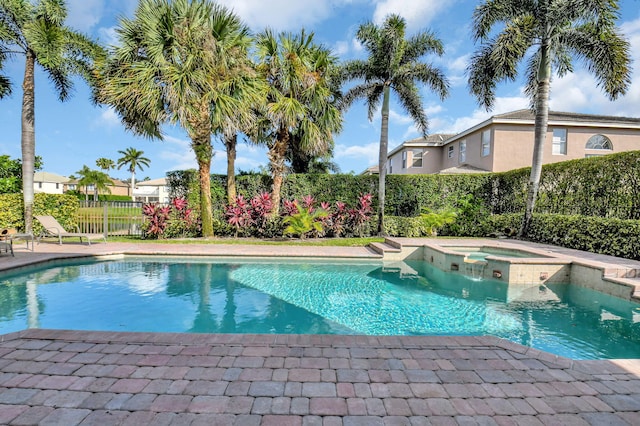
[0,193,80,232]
[168,151,640,221]
[486,214,640,260]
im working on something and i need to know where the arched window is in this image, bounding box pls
[585,134,613,150]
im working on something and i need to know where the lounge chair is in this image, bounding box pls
[35,215,106,245]
[0,229,14,256]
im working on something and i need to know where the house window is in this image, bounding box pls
[459,140,466,163]
[389,163,392,174]
[552,128,567,155]
[448,145,454,159]
[56,183,59,189]
[402,151,407,168]
[411,149,423,168]
[585,134,613,150]
[481,130,491,156]
[37,182,42,189]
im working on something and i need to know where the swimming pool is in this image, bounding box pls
[1,256,638,359]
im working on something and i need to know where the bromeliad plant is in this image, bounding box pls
[283,202,328,239]
[142,197,199,239]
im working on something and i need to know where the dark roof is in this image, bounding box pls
[494,109,640,124]
[405,133,457,144]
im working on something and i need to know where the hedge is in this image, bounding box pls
[0,193,80,232]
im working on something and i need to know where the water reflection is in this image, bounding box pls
[0,258,638,359]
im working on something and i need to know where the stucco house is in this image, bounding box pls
[33,172,68,194]
[386,110,640,175]
[133,178,170,203]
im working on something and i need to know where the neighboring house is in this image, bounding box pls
[33,172,67,194]
[133,178,170,203]
[109,178,130,197]
[66,177,130,198]
[386,110,640,175]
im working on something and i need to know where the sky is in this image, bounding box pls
[1,0,639,181]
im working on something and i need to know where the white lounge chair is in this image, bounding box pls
[35,215,106,245]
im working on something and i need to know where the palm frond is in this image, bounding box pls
[393,81,428,136]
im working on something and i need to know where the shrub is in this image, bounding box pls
[142,197,199,239]
[0,193,79,232]
[283,203,328,239]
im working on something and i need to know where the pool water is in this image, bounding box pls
[0,257,639,360]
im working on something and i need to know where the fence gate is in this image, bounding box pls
[77,201,147,237]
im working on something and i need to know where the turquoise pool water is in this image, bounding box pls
[1,257,638,359]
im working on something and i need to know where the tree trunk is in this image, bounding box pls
[519,43,551,238]
[130,171,136,199]
[225,133,237,204]
[269,127,289,217]
[192,138,213,237]
[377,85,391,236]
[21,50,36,233]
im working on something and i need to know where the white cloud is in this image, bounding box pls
[372,0,453,32]
[94,107,121,128]
[334,40,350,56]
[447,54,469,74]
[335,142,379,168]
[216,0,355,31]
[159,135,197,173]
[211,142,267,173]
[66,0,104,32]
[433,96,529,134]
[97,26,119,47]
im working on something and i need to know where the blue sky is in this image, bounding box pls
[1,0,639,181]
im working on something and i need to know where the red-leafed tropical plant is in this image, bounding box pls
[142,197,199,239]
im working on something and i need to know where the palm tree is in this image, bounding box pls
[212,71,266,204]
[253,29,342,215]
[96,157,115,174]
[341,15,449,235]
[468,0,631,237]
[0,0,103,233]
[96,0,254,237]
[116,147,150,197]
[75,166,111,201]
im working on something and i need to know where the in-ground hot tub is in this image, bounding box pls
[423,242,572,286]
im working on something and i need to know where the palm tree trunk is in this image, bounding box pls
[21,50,36,233]
[519,44,551,238]
[377,85,391,236]
[130,171,136,199]
[194,139,214,237]
[269,127,289,217]
[225,133,237,204]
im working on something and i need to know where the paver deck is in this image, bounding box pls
[1,240,639,425]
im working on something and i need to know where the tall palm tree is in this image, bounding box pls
[76,165,111,201]
[212,71,266,204]
[253,29,342,215]
[341,15,449,235]
[96,0,254,237]
[116,147,150,197]
[0,0,103,232]
[468,0,631,237]
[96,157,115,174]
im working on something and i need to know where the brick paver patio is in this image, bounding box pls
[0,329,638,425]
[0,240,639,424]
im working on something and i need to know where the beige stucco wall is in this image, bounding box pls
[443,128,494,172]
[491,123,640,172]
[387,147,443,174]
[387,120,640,175]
